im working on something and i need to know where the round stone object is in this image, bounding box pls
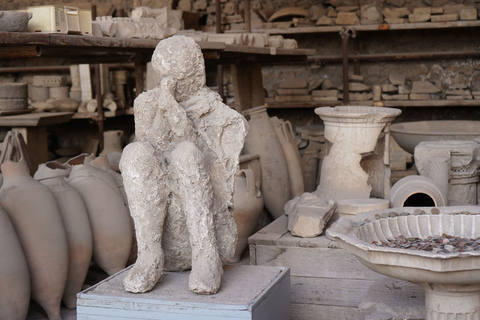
[0,83,28,99]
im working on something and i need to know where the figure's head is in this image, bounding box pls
[152,35,206,100]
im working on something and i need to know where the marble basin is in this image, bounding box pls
[390,120,480,154]
[327,205,480,319]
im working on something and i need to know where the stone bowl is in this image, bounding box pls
[327,205,480,285]
[0,11,32,32]
[390,120,480,154]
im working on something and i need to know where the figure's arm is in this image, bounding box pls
[134,77,194,151]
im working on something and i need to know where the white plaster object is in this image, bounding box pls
[335,198,390,218]
[120,35,248,295]
[414,140,480,205]
[387,175,447,208]
[285,193,335,238]
[314,106,401,201]
[390,120,480,155]
[328,205,480,319]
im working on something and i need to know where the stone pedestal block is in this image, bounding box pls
[78,265,291,320]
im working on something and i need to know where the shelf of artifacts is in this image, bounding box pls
[0,31,315,60]
[221,4,480,35]
[264,72,480,109]
[71,108,134,119]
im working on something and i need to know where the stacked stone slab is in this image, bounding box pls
[0,83,28,110]
[31,75,69,102]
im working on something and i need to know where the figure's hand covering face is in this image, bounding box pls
[151,36,206,101]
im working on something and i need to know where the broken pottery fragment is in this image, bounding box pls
[120,35,247,295]
[285,193,336,238]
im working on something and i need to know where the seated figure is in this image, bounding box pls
[120,35,248,294]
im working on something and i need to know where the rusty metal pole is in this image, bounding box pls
[94,64,105,153]
[134,53,144,98]
[340,28,350,105]
[216,0,225,102]
[245,0,251,33]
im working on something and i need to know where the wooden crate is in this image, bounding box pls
[248,215,386,320]
[77,264,290,320]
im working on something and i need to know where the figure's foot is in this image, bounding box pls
[189,252,223,294]
[123,253,163,293]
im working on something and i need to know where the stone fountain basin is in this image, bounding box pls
[390,120,480,154]
[327,206,480,286]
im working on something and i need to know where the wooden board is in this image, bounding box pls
[291,303,358,320]
[0,107,35,116]
[0,112,73,127]
[290,276,376,307]
[245,20,480,35]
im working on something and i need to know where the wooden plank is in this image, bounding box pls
[248,215,289,245]
[224,44,315,56]
[245,19,480,34]
[290,303,358,320]
[290,275,377,307]
[0,112,73,127]
[252,244,383,280]
[0,31,50,45]
[231,62,265,112]
[71,109,133,119]
[266,99,480,108]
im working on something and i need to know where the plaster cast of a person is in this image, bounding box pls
[120,35,247,295]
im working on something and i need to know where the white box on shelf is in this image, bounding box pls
[21,5,92,35]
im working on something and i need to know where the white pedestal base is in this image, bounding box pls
[77,264,290,320]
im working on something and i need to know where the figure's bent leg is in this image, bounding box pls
[120,142,168,293]
[170,141,223,294]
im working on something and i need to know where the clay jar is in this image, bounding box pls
[34,161,93,309]
[0,159,68,320]
[100,130,124,156]
[243,106,290,219]
[270,116,304,198]
[66,158,132,276]
[232,169,264,263]
[0,206,30,320]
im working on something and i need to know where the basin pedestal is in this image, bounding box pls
[327,206,480,320]
[421,283,480,319]
[314,106,401,201]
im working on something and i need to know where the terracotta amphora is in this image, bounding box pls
[0,206,30,320]
[88,154,137,265]
[0,159,68,320]
[270,116,304,198]
[66,161,132,276]
[243,106,290,219]
[232,169,264,263]
[34,161,93,309]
